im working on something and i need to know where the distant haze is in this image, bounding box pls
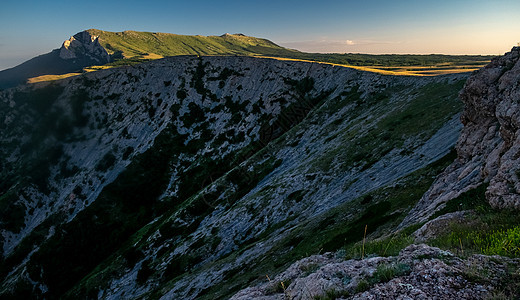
[1,0,519,70]
[279,32,519,55]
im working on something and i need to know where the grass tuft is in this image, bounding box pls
[371,263,411,284]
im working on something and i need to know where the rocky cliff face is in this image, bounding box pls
[402,47,520,226]
[0,55,468,298]
[59,31,111,64]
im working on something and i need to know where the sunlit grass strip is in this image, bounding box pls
[27,65,118,84]
[27,73,82,84]
[254,56,412,75]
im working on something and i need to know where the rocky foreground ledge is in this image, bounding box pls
[232,244,519,300]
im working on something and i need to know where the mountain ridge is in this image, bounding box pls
[0,29,297,89]
[82,28,294,59]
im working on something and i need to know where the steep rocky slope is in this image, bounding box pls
[0,55,468,298]
[231,47,520,300]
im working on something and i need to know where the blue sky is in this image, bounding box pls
[1,0,519,70]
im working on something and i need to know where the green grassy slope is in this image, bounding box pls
[86,29,298,59]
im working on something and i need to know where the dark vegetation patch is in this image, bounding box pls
[0,190,25,233]
[95,151,117,172]
[287,190,306,203]
[284,76,315,97]
[107,93,121,100]
[224,96,248,115]
[176,89,187,100]
[163,254,203,280]
[191,59,209,97]
[122,146,134,160]
[0,84,67,199]
[208,67,243,81]
[136,260,154,284]
[180,102,205,127]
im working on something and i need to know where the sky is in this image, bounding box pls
[1,0,519,70]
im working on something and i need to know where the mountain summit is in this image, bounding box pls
[59,31,111,63]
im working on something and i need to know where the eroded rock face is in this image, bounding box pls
[59,31,111,63]
[485,48,520,208]
[401,47,520,226]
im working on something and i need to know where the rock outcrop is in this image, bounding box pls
[232,244,518,300]
[59,30,111,63]
[401,47,520,226]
